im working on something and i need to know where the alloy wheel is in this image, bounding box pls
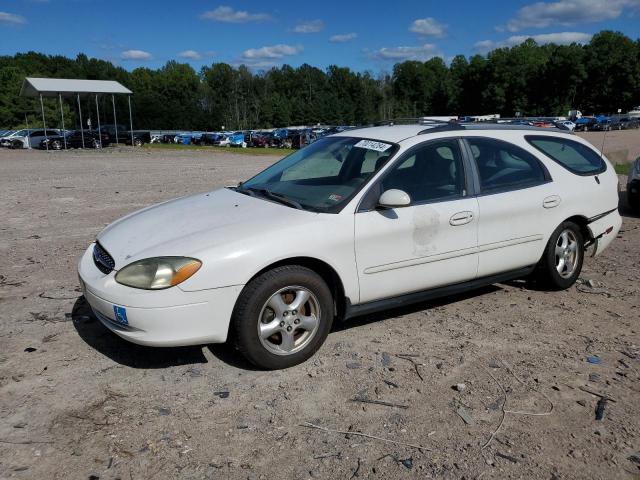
[555,229,580,278]
[257,286,320,355]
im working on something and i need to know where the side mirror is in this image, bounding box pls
[378,189,411,209]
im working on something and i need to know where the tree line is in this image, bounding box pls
[1,30,638,131]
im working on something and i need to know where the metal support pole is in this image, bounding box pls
[128,95,134,146]
[39,94,48,151]
[77,93,85,149]
[112,94,119,145]
[95,94,102,148]
[59,93,67,150]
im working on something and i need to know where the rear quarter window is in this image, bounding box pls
[526,136,606,176]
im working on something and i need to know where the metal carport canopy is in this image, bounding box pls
[20,77,132,97]
[20,77,134,150]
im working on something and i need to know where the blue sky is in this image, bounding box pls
[2,0,639,72]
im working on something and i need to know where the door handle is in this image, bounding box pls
[450,211,474,226]
[543,195,561,208]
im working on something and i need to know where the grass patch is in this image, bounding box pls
[614,163,630,175]
[144,143,291,156]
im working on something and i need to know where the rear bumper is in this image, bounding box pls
[587,209,622,256]
[628,180,640,208]
[78,244,244,347]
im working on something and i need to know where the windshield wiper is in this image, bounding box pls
[238,187,303,210]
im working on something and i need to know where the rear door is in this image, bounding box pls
[354,138,479,303]
[464,137,557,277]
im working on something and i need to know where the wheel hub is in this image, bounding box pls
[258,286,320,356]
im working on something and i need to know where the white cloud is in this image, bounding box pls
[120,49,153,61]
[329,32,357,43]
[0,12,26,25]
[369,44,441,62]
[409,17,446,37]
[238,44,302,68]
[504,0,640,32]
[200,6,271,23]
[241,44,303,60]
[475,31,593,52]
[178,50,202,60]
[293,19,324,33]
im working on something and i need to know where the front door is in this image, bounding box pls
[354,138,479,304]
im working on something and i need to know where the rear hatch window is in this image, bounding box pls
[525,136,606,176]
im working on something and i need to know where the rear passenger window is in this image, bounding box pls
[466,138,547,193]
[526,136,606,175]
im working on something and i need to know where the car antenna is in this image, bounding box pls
[599,125,607,160]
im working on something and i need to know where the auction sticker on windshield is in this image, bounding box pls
[354,139,392,152]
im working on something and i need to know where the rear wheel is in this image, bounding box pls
[232,265,334,369]
[51,140,62,150]
[133,138,143,147]
[536,222,584,290]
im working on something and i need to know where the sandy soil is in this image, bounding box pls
[577,129,640,165]
[0,146,638,480]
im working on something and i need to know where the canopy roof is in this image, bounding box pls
[20,77,132,97]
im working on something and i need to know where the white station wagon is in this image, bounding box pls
[78,122,621,369]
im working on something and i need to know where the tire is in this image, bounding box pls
[536,221,584,290]
[133,138,143,147]
[51,140,62,150]
[232,265,334,369]
[91,138,101,149]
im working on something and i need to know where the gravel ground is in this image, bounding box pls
[0,145,639,480]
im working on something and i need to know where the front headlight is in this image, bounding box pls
[115,257,201,290]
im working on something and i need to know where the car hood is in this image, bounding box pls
[97,187,317,268]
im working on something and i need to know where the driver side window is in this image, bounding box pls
[379,139,466,204]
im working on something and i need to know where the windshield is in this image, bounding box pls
[12,129,28,136]
[238,136,398,213]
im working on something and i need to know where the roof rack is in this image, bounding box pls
[417,121,574,135]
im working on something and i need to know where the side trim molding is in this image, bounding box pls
[344,265,536,320]
[363,235,543,274]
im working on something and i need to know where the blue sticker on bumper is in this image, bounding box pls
[113,305,128,326]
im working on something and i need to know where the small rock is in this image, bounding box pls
[381,352,392,367]
[586,279,597,288]
[488,360,501,369]
[589,373,601,382]
[456,406,474,425]
[346,362,361,370]
[189,368,202,377]
[213,391,230,399]
[587,355,602,365]
[24,347,37,353]
[13,422,27,428]
[157,407,171,416]
[453,383,466,392]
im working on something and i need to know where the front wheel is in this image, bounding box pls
[536,222,584,290]
[231,265,334,369]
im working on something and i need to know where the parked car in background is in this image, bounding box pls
[228,132,247,147]
[78,122,621,369]
[40,130,110,149]
[590,117,612,131]
[0,129,22,147]
[611,117,640,130]
[628,157,640,213]
[250,133,271,147]
[101,125,149,146]
[554,120,576,131]
[8,129,61,149]
[195,133,222,146]
[574,117,597,132]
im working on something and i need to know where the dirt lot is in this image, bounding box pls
[576,129,640,165]
[0,144,639,480]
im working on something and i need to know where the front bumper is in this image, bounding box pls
[78,244,244,347]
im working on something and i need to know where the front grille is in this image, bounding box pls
[93,242,115,274]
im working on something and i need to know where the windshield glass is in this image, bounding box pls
[238,136,398,213]
[12,129,27,136]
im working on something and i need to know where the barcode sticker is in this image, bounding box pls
[354,139,392,152]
